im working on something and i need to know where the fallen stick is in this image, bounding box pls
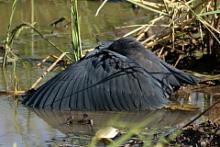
[31,52,69,89]
[0,90,25,96]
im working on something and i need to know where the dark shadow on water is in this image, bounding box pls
[33,108,197,135]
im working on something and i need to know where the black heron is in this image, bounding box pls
[22,37,198,111]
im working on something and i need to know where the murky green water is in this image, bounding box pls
[0,0,151,58]
[0,0,220,146]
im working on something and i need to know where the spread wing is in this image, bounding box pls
[22,50,169,111]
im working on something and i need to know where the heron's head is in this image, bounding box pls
[108,37,144,56]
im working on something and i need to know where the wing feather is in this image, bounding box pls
[22,49,169,111]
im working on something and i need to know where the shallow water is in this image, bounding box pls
[0,0,151,58]
[0,0,220,146]
[1,90,220,146]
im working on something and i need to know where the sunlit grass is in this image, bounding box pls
[71,0,82,61]
[120,0,220,70]
[126,0,168,16]
[124,0,220,42]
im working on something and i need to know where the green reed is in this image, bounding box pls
[71,0,82,61]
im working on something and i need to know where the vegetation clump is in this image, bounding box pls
[124,0,220,73]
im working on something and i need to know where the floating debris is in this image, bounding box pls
[96,127,120,144]
[164,103,200,112]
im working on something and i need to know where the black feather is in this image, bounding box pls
[22,37,199,111]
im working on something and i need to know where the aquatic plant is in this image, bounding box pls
[2,0,18,68]
[71,0,82,61]
[1,0,73,94]
[2,0,71,66]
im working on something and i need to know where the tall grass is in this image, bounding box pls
[3,0,82,65]
[122,0,220,69]
[1,0,73,93]
[71,0,82,61]
[3,0,18,68]
[125,0,220,46]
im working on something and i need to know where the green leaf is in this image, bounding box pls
[199,10,220,16]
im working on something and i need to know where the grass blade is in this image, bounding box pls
[71,0,82,61]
